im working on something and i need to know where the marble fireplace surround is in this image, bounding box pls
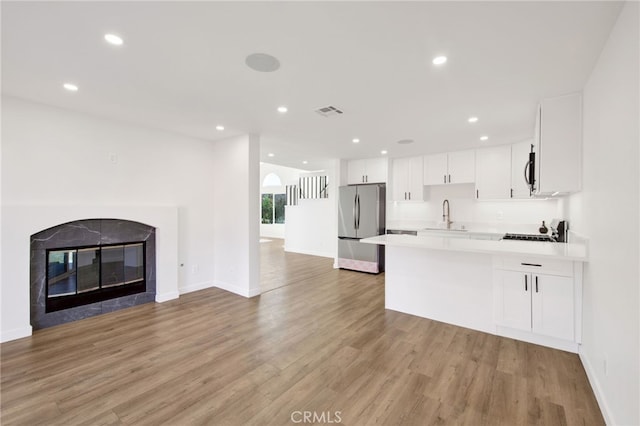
[31,219,156,329]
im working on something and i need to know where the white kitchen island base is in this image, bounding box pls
[366,234,586,353]
[386,246,494,334]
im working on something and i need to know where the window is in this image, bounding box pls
[261,193,286,224]
[261,194,274,224]
[262,173,282,187]
[274,193,286,224]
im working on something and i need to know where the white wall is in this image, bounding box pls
[388,184,560,233]
[566,3,639,425]
[284,163,338,258]
[1,205,179,342]
[211,134,260,297]
[0,97,260,341]
[259,162,304,239]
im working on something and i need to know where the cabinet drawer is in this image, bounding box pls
[493,256,574,277]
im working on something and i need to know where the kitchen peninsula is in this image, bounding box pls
[362,233,588,352]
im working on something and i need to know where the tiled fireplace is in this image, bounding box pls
[30,219,156,329]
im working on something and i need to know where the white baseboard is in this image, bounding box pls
[179,280,214,295]
[284,246,335,259]
[495,325,579,353]
[579,349,615,425]
[155,291,179,303]
[214,280,261,298]
[1,325,32,343]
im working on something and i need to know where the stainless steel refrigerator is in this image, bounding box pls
[337,184,385,273]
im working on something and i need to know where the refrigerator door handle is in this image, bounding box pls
[353,193,357,230]
[356,194,361,230]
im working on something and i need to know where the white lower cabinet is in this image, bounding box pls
[531,274,575,340]
[493,256,580,346]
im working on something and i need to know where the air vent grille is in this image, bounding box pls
[314,105,344,117]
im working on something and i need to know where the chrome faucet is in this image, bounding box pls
[442,199,452,230]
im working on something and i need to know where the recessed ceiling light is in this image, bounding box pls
[468,117,479,123]
[104,34,123,46]
[352,138,360,144]
[480,136,489,141]
[397,139,414,145]
[302,160,308,164]
[215,125,224,131]
[63,83,78,92]
[246,53,280,72]
[381,150,388,155]
[432,56,447,65]
[268,153,275,157]
[277,106,288,113]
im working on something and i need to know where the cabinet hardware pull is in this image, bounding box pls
[408,192,411,200]
[476,189,479,198]
[404,192,407,200]
[510,188,513,198]
[524,275,528,291]
[448,174,451,183]
[443,174,446,184]
[535,276,539,293]
[521,263,542,267]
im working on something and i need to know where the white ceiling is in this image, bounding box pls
[1,1,622,171]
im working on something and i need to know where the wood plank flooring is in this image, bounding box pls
[1,241,604,425]
[260,239,332,293]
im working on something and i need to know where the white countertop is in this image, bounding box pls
[361,234,588,261]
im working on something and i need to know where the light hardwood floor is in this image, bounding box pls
[260,238,332,293]
[1,242,604,425]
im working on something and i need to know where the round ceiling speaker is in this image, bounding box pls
[245,53,281,72]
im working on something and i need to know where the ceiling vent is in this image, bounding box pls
[314,105,344,117]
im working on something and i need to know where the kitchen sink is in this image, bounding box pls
[422,227,468,232]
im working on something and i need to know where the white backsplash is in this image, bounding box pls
[387,183,561,234]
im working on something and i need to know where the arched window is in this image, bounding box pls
[262,173,282,187]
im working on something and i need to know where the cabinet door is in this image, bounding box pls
[407,156,424,201]
[448,150,475,184]
[423,153,448,185]
[364,158,388,183]
[391,157,424,201]
[538,93,582,194]
[475,145,511,199]
[391,158,409,201]
[494,270,531,331]
[347,159,366,184]
[511,141,533,199]
[532,274,574,341]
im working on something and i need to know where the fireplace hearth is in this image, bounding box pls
[31,219,156,329]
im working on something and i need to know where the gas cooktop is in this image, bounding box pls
[502,233,554,242]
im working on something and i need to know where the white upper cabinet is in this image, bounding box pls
[391,156,424,201]
[423,150,475,185]
[423,153,448,185]
[347,158,387,184]
[535,92,582,194]
[448,150,475,184]
[511,140,534,199]
[475,145,511,199]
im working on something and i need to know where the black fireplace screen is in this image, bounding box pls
[46,242,145,312]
